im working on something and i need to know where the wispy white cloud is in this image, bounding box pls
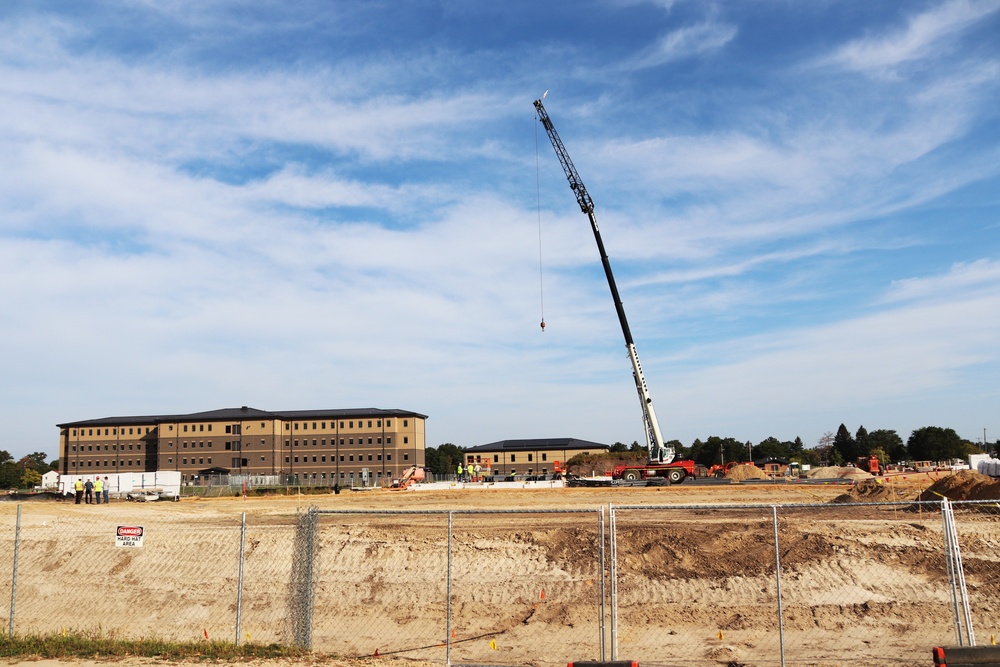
[825,0,1000,77]
[631,19,737,68]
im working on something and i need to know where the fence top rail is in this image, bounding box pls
[312,508,603,516]
[610,500,956,511]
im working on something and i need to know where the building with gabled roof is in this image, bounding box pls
[463,437,609,476]
[58,406,427,486]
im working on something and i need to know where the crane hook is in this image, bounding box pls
[540,319,546,332]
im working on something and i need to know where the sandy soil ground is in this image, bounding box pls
[2,470,996,667]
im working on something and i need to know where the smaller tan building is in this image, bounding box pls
[464,437,609,477]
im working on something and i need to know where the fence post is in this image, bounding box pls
[446,510,453,667]
[235,511,246,645]
[943,499,975,646]
[8,504,21,638]
[603,505,610,661]
[771,505,786,667]
[290,507,317,649]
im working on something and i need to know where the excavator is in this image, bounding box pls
[534,97,696,485]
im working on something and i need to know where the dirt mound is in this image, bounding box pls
[728,464,767,481]
[806,466,871,480]
[830,477,912,503]
[918,469,1000,501]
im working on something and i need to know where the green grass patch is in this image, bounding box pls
[0,631,311,661]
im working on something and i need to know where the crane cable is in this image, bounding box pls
[534,111,546,332]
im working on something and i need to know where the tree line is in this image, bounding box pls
[423,425,996,476]
[0,451,56,490]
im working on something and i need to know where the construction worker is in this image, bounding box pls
[74,478,84,504]
[457,462,465,482]
[94,476,103,505]
[466,463,475,482]
[474,463,482,482]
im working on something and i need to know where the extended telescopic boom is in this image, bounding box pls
[534,98,674,465]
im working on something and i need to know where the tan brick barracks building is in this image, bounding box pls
[58,406,427,485]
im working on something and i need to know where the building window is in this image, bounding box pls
[511,455,516,462]
[386,455,391,461]
[404,437,409,444]
[226,425,232,434]
[528,454,533,462]
[542,453,547,461]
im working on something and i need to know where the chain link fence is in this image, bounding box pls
[0,499,997,666]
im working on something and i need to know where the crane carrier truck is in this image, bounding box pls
[534,97,696,485]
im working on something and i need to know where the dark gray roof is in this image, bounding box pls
[58,406,427,428]
[754,457,791,466]
[466,438,609,452]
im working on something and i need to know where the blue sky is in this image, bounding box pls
[1,0,999,461]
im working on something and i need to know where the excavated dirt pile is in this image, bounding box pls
[806,465,872,480]
[830,477,916,503]
[727,464,768,481]
[918,469,1000,501]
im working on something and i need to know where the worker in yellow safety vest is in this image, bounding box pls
[74,478,84,505]
[94,477,103,505]
[457,462,465,482]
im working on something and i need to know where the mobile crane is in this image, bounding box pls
[534,97,695,485]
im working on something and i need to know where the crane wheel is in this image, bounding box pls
[622,470,642,482]
[667,469,686,484]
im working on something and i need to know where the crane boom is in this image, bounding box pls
[534,98,674,465]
